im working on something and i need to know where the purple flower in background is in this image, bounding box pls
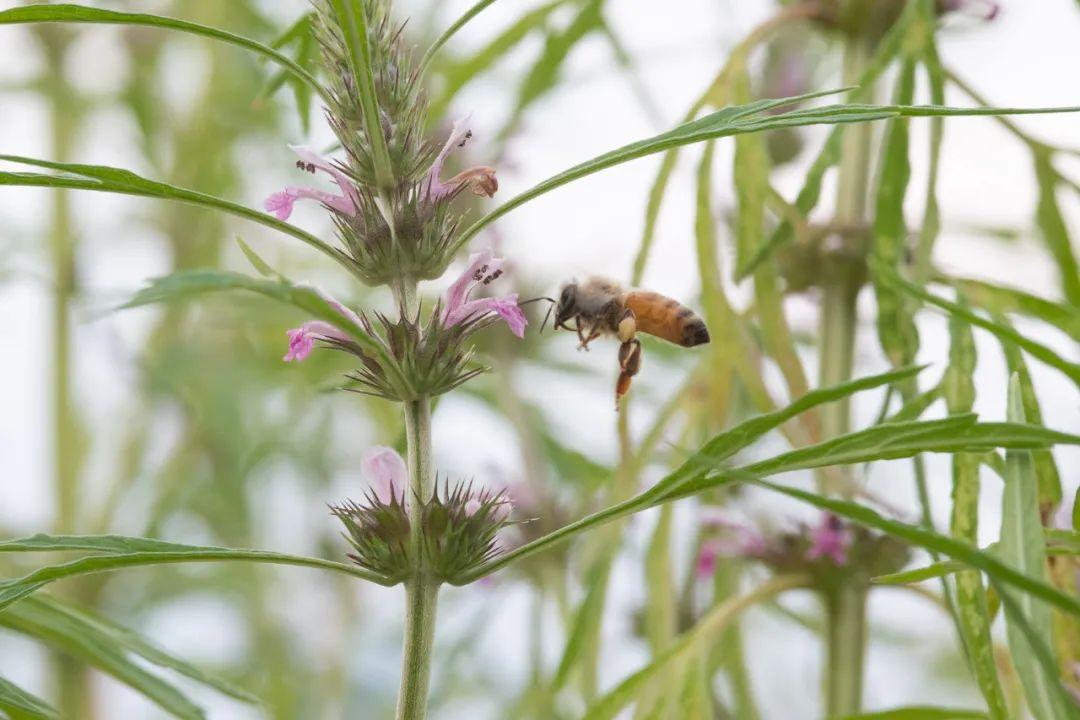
[696,539,722,578]
[362,445,407,504]
[806,513,853,565]
[441,249,527,338]
[423,118,498,203]
[265,146,360,220]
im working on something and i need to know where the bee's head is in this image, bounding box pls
[554,281,579,330]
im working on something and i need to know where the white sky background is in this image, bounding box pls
[2,0,1080,717]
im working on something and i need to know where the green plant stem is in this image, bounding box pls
[824,583,869,716]
[39,25,90,720]
[397,397,439,720]
[819,28,875,716]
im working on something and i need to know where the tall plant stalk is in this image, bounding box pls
[38,25,91,719]
[818,26,876,718]
[398,396,439,720]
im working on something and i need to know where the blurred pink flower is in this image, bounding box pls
[941,0,1000,19]
[696,539,722,578]
[441,249,527,338]
[423,118,498,202]
[265,146,359,220]
[465,495,512,520]
[805,514,853,565]
[699,508,769,556]
[362,445,407,504]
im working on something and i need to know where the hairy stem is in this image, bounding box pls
[397,397,439,720]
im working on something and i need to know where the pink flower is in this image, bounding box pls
[284,321,350,362]
[362,445,407,504]
[423,118,498,203]
[265,146,359,220]
[940,0,1000,19]
[441,249,527,338]
[698,508,769,564]
[465,495,512,520]
[283,286,364,362]
[696,539,721,578]
[805,514,853,565]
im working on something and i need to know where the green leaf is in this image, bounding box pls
[0,675,60,720]
[455,95,1080,250]
[0,597,205,720]
[646,365,927,504]
[119,269,405,390]
[943,302,1008,719]
[427,0,567,120]
[722,417,1080,482]
[582,575,808,720]
[732,74,770,275]
[832,709,988,720]
[871,59,919,368]
[1000,331,1062,508]
[235,236,280,278]
[736,2,916,278]
[0,156,339,263]
[327,0,393,189]
[0,534,392,611]
[418,0,499,74]
[952,276,1080,343]
[551,563,609,693]
[0,4,325,101]
[462,367,1080,585]
[15,595,257,704]
[749,479,1080,620]
[630,138,681,286]
[642,506,676,655]
[498,0,603,141]
[1034,155,1080,307]
[873,560,965,585]
[876,260,1080,386]
[999,374,1072,719]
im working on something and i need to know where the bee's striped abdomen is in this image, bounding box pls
[624,291,710,348]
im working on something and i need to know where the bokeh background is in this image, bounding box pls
[2,0,1080,718]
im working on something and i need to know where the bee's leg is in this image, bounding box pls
[615,339,642,408]
[618,338,642,376]
[617,309,637,343]
[578,325,603,351]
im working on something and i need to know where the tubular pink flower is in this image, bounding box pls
[362,445,407,504]
[283,321,350,362]
[423,117,498,202]
[283,286,364,363]
[441,250,527,338]
[264,146,359,220]
[805,513,853,565]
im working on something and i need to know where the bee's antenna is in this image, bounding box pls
[518,295,557,334]
[540,302,555,334]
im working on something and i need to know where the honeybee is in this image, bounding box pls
[552,277,710,406]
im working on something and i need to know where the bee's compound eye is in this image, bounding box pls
[559,284,578,310]
[555,285,577,324]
